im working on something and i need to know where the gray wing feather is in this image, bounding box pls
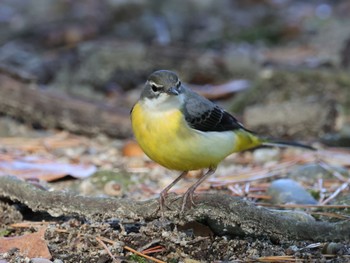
[182,87,247,132]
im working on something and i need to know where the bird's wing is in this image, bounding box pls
[182,91,248,132]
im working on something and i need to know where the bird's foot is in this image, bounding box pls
[158,192,168,217]
[181,188,197,213]
[158,192,181,217]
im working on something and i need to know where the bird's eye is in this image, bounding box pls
[176,81,181,88]
[151,84,159,92]
[151,84,163,93]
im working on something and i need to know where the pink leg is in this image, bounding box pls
[181,168,216,212]
[159,171,188,215]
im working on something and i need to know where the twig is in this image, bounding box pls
[142,246,166,255]
[97,236,116,245]
[245,194,271,200]
[244,183,250,195]
[96,237,121,263]
[124,245,166,263]
[228,184,243,195]
[321,178,350,205]
[255,255,296,262]
[10,221,50,228]
[318,161,348,182]
[317,178,326,204]
[310,212,350,220]
[137,239,161,253]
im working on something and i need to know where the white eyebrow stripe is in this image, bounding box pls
[149,81,164,88]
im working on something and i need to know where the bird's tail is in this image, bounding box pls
[262,140,316,151]
[234,130,316,152]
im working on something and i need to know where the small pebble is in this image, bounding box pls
[103,180,123,196]
[268,179,317,204]
[286,245,299,255]
[270,209,315,223]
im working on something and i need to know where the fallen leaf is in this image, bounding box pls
[122,140,144,157]
[0,227,51,259]
[0,154,96,181]
[189,79,250,100]
[0,132,85,152]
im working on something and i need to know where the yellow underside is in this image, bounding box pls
[131,102,262,171]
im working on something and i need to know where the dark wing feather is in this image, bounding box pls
[181,85,255,133]
[185,104,245,132]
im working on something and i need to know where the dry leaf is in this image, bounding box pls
[0,154,96,181]
[0,227,51,259]
[189,79,250,100]
[0,132,85,152]
[122,140,144,157]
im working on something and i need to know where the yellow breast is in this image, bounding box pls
[131,102,240,171]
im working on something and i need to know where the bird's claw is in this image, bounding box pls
[180,188,197,212]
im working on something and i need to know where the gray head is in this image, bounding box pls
[140,70,184,100]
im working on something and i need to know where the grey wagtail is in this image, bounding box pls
[131,70,314,212]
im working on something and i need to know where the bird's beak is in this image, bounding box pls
[167,87,179,95]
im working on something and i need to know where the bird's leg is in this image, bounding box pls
[159,171,188,214]
[181,167,216,212]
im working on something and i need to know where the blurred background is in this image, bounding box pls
[1,1,350,261]
[1,0,350,144]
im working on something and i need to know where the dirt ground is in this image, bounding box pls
[1,197,349,263]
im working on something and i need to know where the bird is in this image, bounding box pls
[130,70,314,212]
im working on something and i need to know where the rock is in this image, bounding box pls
[269,210,315,223]
[103,180,123,197]
[268,179,317,205]
[231,70,350,139]
[286,245,299,255]
[243,98,338,139]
